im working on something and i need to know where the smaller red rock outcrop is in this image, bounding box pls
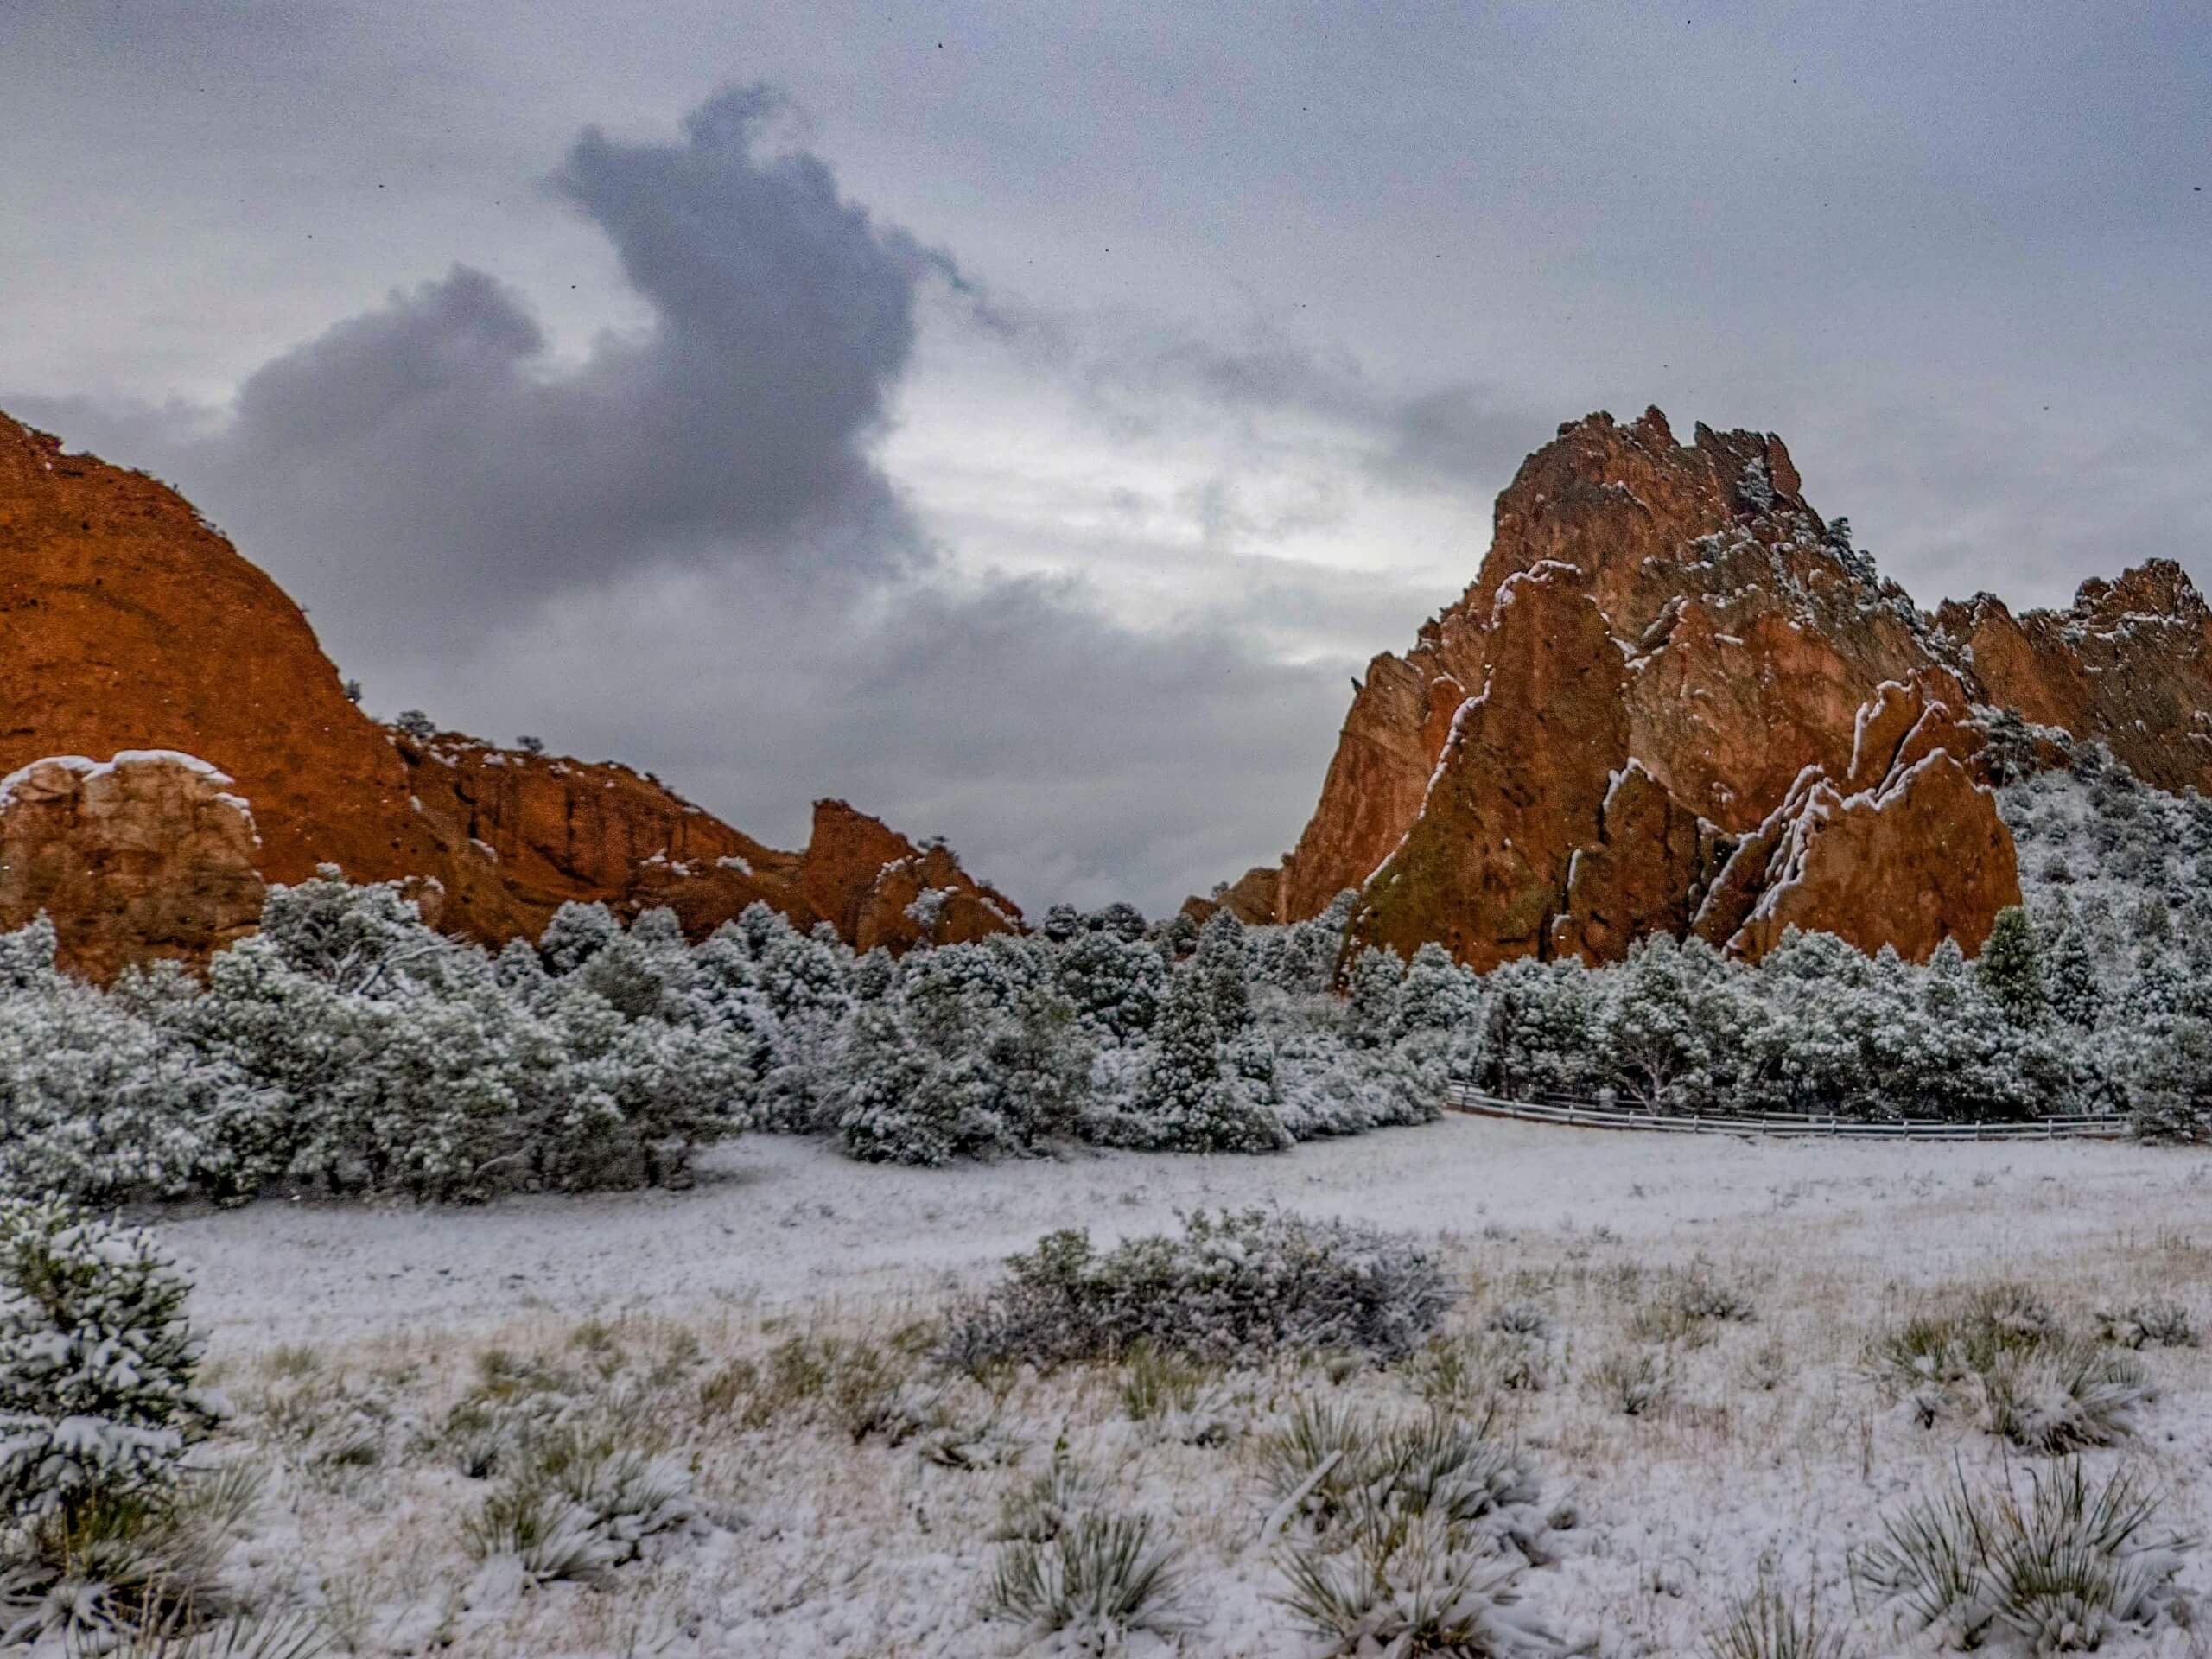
[1180,865,1284,929]
[397,732,1023,950]
[0,751,266,980]
[1931,561,2212,793]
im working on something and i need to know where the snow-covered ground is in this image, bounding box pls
[157,1120,2212,1657]
[169,1116,2186,1346]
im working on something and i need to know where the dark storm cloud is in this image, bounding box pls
[32,86,944,658]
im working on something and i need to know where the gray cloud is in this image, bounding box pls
[32,86,941,662]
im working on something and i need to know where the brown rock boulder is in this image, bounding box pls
[1181,865,1283,929]
[0,751,265,979]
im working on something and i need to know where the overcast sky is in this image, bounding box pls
[6,2,2208,913]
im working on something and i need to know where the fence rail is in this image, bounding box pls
[1441,1087,2131,1141]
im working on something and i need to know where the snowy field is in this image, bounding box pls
[146,1118,2212,1657]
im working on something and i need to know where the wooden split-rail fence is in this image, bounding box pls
[1441,1086,2131,1141]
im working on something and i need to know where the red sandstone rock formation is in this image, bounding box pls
[1251,406,2196,965]
[0,411,1018,973]
[1930,562,2212,793]
[1180,865,1283,929]
[0,751,266,980]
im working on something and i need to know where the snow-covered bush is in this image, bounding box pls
[0,957,273,1205]
[941,1209,1453,1371]
[1053,916,1166,1042]
[0,1198,222,1618]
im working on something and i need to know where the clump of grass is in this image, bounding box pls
[987,1513,1188,1647]
[1485,1301,1554,1341]
[1740,1336,1794,1394]
[1588,1350,1672,1418]
[1633,1256,1756,1345]
[258,1346,322,1382]
[1119,1342,1205,1422]
[1853,1459,2190,1651]
[1705,1576,1858,1659]
[991,1448,1096,1544]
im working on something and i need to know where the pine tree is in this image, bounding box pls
[2045,919,2102,1031]
[1192,910,1254,1033]
[2123,1014,2212,1142]
[0,1199,221,1526]
[836,1002,945,1165]
[1976,906,2047,1026]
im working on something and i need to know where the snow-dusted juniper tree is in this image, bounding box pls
[1054,912,1166,1043]
[1110,959,1290,1154]
[1342,946,1405,1050]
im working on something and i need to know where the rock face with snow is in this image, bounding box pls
[1931,561,2212,794]
[1245,406,2202,964]
[0,410,1018,974]
[0,752,266,980]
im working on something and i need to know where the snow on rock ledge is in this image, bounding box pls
[0,751,265,981]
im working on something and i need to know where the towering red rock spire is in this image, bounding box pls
[1249,406,2212,965]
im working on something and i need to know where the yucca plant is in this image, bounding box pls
[1277,1512,1561,1657]
[990,1447,1096,1543]
[86,1608,329,1659]
[457,1481,617,1586]
[987,1512,1188,1643]
[1704,1576,1857,1659]
[1974,1338,2146,1454]
[1853,1458,2189,1650]
[1255,1398,1376,1536]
